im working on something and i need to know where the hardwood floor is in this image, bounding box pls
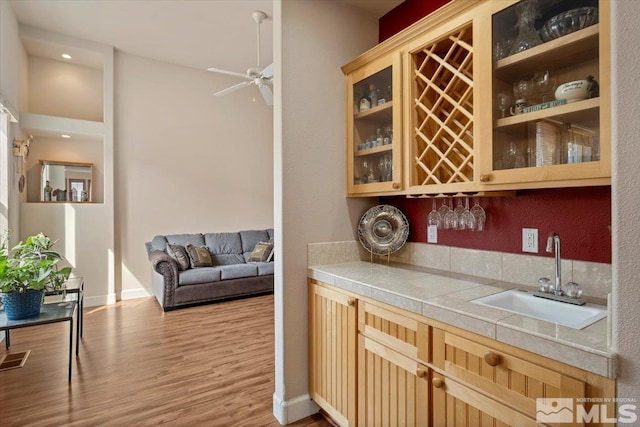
[0,295,332,427]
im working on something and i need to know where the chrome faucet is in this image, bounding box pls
[546,232,563,295]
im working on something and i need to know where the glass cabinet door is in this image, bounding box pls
[346,52,402,196]
[480,0,610,187]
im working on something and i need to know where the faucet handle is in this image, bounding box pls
[538,277,552,293]
[565,282,583,299]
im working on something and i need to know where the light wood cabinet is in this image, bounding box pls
[308,280,616,426]
[344,51,403,196]
[476,0,611,189]
[343,0,611,196]
[308,281,357,427]
[432,328,587,427]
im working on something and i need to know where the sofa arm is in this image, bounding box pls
[149,250,179,309]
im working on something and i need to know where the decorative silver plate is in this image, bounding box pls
[358,205,410,255]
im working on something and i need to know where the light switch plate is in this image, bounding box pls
[522,228,538,253]
[427,225,438,243]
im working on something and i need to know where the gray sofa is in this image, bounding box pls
[146,229,274,311]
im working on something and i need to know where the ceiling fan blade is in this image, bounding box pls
[259,84,273,106]
[214,81,253,97]
[207,67,250,79]
[260,63,273,79]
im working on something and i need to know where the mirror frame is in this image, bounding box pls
[40,160,94,203]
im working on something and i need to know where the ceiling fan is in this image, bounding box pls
[207,10,273,106]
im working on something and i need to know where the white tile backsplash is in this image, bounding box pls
[308,241,611,298]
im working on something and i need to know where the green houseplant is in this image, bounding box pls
[0,233,72,320]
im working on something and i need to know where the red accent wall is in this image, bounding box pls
[381,187,611,263]
[379,0,451,42]
[378,1,612,264]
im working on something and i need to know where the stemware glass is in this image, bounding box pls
[470,198,486,231]
[534,70,556,103]
[513,78,534,107]
[438,199,450,219]
[444,199,459,230]
[497,91,510,118]
[453,199,466,218]
[58,282,69,307]
[508,0,543,56]
[459,197,477,230]
[427,199,442,229]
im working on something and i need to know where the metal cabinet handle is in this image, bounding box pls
[484,351,501,367]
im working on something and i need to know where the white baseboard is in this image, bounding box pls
[84,293,116,307]
[272,393,319,425]
[120,287,152,300]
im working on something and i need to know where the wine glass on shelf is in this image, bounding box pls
[470,198,486,231]
[513,78,534,109]
[427,199,442,229]
[534,70,556,103]
[497,91,510,118]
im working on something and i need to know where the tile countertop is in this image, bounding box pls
[308,261,616,379]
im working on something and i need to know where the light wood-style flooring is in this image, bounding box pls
[0,294,332,427]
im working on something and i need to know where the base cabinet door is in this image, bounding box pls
[358,334,429,427]
[308,281,357,427]
[431,372,540,427]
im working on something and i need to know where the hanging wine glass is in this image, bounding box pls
[438,199,450,219]
[427,199,442,229]
[470,198,486,231]
[459,197,477,230]
[444,199,459,230]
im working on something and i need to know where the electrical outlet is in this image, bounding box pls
[522,228,538,253]
[427,225,438,244]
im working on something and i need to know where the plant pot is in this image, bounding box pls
[1,289,45,320]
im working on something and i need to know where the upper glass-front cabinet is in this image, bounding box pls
[479,0,610,187]
[345,52,402,196]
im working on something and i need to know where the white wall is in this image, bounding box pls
[273,1,377,423]
[612,0,640,403]
[115,52,274,300]
[27,56,103,122]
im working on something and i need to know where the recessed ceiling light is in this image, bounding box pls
[61,53,72,59]
[61,134,71,138]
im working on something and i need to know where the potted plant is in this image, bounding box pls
[0,233,72,320]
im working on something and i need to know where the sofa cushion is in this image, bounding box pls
[178,267,221,286]
[186,244,214,268]
[166,244,190,271]
[241,230,271,261]
[248,242,274,262]
[255,262,274,276]
[204,232,245,265]
[220,264,258,280]
[166,233,205,248]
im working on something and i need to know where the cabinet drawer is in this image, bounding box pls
[358,300,429,364]
[432,372,540,427]
[433,329,586,426]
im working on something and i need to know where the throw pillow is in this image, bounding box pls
[249,241,274,262]
[166,244,190,271]
[185,244,214,268]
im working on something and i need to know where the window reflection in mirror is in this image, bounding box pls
[40,160,93,202]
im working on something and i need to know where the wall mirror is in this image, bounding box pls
[40,160,93,202]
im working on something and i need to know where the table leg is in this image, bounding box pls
[76,305,80,356]
[69,319,73,382]
[5,330,10,349]
[79,294,83,338]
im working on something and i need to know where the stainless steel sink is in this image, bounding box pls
[472,289,607,330]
